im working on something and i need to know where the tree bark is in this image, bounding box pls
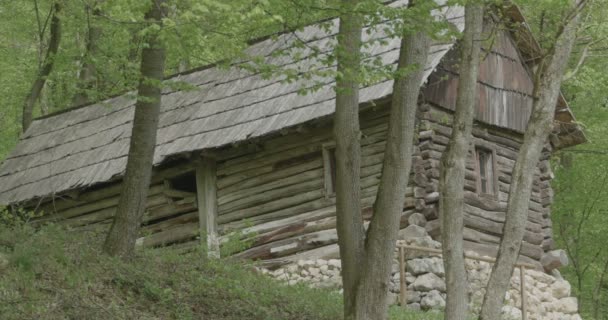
[354,28,431,320]
[103,0,166,259]
[334,1,365,318]
[72,4,102,107]
[478,2,583,319]
[439,3,483,320]
[22,1,62,132]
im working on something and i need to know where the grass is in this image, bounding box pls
[0,223,443,320]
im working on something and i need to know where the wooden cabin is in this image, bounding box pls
[0,3,585,268]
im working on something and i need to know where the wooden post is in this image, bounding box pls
[520,265,527,320]
[196,157,220,258]
[399,246,407,307]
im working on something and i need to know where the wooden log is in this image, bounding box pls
[163,188,196,199]
[219,178,324,213]
[141,211,198,234]
[143,200,197,223]
[60,207,116,227]
[218,144,323,177]
[136,222,199,248]
[218,116,388,176]
[37,192,167,223]
[38,183,164,215]
[233,206,337,237]
[462,240,542,270]
[248,216,337,247]
[197,157,220,258]
[218,169,324,205]
[218,159,323,195]
[265,243,341,265]
[219,189,325,222]
[233,228,339,260]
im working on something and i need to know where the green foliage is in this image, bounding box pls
[515,0,608,318]
[219,229,256,257]
[0,224,438,319]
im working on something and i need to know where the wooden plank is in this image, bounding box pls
[196,157,220,258]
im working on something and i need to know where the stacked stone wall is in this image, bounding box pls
[260,227,581,320]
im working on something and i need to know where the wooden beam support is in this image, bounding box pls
[196,157,220,258]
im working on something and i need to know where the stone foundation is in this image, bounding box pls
[260,227,581,320]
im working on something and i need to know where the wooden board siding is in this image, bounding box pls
[424,29,534,133]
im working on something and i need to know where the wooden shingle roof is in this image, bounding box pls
[0,2,584,206]
[0,2,464,205]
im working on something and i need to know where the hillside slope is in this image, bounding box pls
[0,223,440,320]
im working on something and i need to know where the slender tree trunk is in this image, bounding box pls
[478,2,583,318]
[334,1,365,318]
[592,258,608,319]
[439,3,483,320]
[22,2,62,132]
[334,2,436,319]
[72,4,102,107]
[354,28,431,320]
[103,0,166,259]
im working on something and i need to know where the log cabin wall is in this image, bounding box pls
[213,104,422,263]
[419,105,554,267]
[24,102,557,267]
[27,162,202,249]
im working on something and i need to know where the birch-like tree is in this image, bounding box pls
[334,1,433,319]
[478,0,587,318]
[22,1,62,132]
[439,2,483,320]
[103,0,167,258]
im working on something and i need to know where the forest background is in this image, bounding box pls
[1,0,608,318]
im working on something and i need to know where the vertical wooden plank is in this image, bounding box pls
[520,265,527,320]
[399,246,407,307]
[196,157,220,258]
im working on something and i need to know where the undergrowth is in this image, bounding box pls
[0,223,442,320]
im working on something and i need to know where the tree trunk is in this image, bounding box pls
[354,27,431,320]
[334,1,365,318]
[22,2,62,132]
[478,2,583,319]
[72,4,102,107]
[439,3,483,320]
[103,0,166,259]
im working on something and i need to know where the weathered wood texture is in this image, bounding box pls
[0,4,466,205]
[24,102,555,266]
[27,163,202,249]
[424,29,534,133]
[216,106,405,261]
[420,105,552,265]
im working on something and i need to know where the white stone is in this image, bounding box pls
[407,290,421,303]
[408,212,427,227]
[406,257,444,276]
[420,290,445,310]
[399,225,427,240]
[551,280,571,299]
[407,302,421,311]
[328,259,341,268]
[554,297,578,314]
[412,273,446,292]
[501,305,522,320]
